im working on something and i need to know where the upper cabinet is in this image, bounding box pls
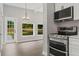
[55,3,79,20]
[74,4,79,20]
[55,3,73,11]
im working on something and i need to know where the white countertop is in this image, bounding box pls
[69,34,79,39]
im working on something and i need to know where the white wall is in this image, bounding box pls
[43,3,57,56]
[17,11,43,42]
[0,3,3,52]
[3,4,43,42]
[1,4,44,56]
[3,4,25,18]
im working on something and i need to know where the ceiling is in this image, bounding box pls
[5,3,43,12]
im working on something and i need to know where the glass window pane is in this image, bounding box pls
[22,23,33,35]
[38,24,43,34]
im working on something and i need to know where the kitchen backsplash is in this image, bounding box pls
[56,20,79,34]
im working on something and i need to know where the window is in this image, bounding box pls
[38,24,43,35]
[7,21,14,38]
[22,23,33,35]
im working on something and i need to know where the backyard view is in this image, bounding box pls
[38,25,43,34]
[22,24,33,35]
[7,21,14,38]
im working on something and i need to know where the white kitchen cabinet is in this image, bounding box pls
[55,3,63,11]
[55,3,75,11]
[55,3,73,11]
[69,30,79,56]
[55,3,79,20]
[69,36,79,56]
[73,4,79,20]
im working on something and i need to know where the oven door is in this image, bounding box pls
[50,40,66,51]
[49,40,66,56]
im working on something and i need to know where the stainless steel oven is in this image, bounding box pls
[48,33,69,56]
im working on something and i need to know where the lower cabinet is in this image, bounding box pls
[69,37,79,56]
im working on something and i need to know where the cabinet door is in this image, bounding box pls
[55,3,73,12]
[69,37,79,56]
[55,3,63,11]
[63,3,74,9]
[74,3,79,20]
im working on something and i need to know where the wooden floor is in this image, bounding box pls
[1,40,43,56]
